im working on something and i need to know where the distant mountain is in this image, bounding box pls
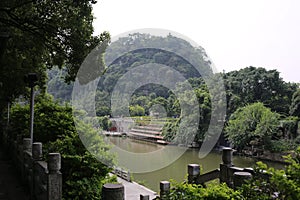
[47,33,214,106]
[98,33,213,96]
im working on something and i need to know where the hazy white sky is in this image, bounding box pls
[93,0,300,83]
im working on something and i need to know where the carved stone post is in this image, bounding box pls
[23,138,32,152]
[32,142,42,161]
[22,138,32,184]
[32,142,42,199]
[102,183,124,200]
[47,153,62,200]
[188,164,200,184]
[220,147,233,185]
[233,172,252,189]
[160,181,170,199]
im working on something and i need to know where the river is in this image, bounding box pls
[109,137,284,192]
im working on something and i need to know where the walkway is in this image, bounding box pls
[0,149,29,200]
[117,177,158,200]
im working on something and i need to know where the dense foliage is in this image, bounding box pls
[157,147,300,200]
[0,0,108,112]
[8,94,115,200]
[240,147,300,200]
[47,62,299,149]
[224,67,297,116]
[157,181,242,200]
[225,103,280,150]
[290,88,300,117]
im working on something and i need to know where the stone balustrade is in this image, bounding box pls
[113,167,131,182]
[159,147,259,198]
[9,137,62,200]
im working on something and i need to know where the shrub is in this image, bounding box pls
[156,180,242,200]
[9,94,115,199]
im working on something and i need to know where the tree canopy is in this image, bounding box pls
[225,102,280,150]
[224,67,297,116]
[0,0,109,111]
[290,88,300,117]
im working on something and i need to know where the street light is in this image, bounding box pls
[25,73,38,145]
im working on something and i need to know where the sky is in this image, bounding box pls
[92,0,300,83]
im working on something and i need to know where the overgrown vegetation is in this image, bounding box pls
[156,147,300,200]
[7,94,115,200]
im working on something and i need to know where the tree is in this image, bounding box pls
[224,67,297,116]
[290,88,300,117]
[47,66,73,102]
[129,105,145,116]
[0,0,109,112]
[8,94,115,199]
[225,102,280,150]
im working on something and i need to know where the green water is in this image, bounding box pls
[109,137,284,192]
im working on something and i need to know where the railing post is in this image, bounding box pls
[222,147,233,166]
[47,153,62,200]
[102,183,124,200]
[32,142,42,199]
[32,142,42,161]
[233,172,252,189]
[22,138,31,183]
[23,138,32,152]
[220,147,233,185]
[187,164,200,184]
[160,181,170,199]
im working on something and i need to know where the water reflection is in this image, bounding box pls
[109,137,285,192]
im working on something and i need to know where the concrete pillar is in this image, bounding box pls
[140,194,150,200]
[187,164,200,184]
[102,183,124,200]
[23,138,32,152]
[47,153,62,200]
[32,142,42,161]
[160,181,170,198]
[233,172,252,189]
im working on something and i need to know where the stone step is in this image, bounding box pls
[134,125,163,131]
[128,132,164,140]
[130,128,161,135]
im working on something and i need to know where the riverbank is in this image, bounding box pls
[238,148,292,165]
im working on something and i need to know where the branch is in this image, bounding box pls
[7,1,35,11]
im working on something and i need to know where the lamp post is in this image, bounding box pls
[26,73,38,145]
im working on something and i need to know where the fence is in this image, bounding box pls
[8,136,62,200]
[159,147,258,197]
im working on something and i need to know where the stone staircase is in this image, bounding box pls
[128,122,168,144]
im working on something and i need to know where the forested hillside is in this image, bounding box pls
[47,33,300,151]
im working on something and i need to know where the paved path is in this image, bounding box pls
[0,149,29,200]
[117,177,158,200]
